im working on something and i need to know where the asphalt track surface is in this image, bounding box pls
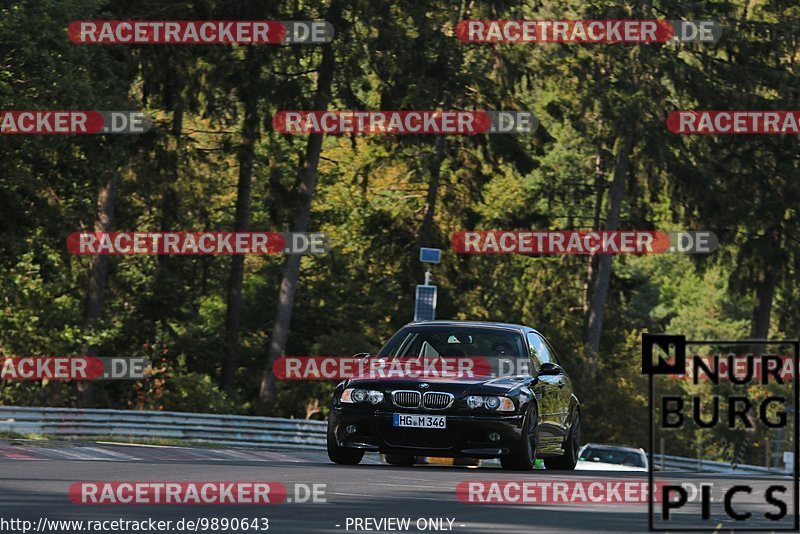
[0,440,795,533]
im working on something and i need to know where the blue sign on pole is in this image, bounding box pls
[414,285,437,321]
[419,248,442,264]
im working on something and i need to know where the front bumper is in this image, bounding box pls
[330,406,525,458]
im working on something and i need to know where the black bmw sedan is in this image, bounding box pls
[327,321,581,470]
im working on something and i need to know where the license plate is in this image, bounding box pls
[393,413,446,429]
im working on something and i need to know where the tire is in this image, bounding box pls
[383,454,416,466]
[501,404,538,471]
[544,410,580,471]
[327,418,364,465]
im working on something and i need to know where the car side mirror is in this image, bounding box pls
[538,362,563,375]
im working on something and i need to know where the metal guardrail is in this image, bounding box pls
[0,406,327,451]
[654,453,790,475]
[0,407,791,472]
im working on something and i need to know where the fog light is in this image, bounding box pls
[345,425,357,435]
[488,432,501,442]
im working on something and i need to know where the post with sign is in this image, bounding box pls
[415,248,440,321]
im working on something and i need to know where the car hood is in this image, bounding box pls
[344,375,531,395]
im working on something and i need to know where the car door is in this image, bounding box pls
[527,332,565,451]
[541,335,574,435]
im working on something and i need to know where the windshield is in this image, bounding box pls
[579,447,646,468]
[376,326,525,359]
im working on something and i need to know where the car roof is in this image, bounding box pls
[404,320,530,333]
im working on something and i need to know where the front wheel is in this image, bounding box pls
[500,404,537,471]
[327,418,364,465]
[544,410,580,471]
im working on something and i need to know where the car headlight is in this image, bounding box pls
[466,395,483,409]
[484,396,500,410]
[341,388,384,405]
[465,395,515,412]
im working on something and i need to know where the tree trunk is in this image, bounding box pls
[585,133,634,372]
[150,104,184,338]
[257,0,342,414]
[750,230,779,355]
[78,172,119,407]
[583,141,605,321]
[751,264,776,340]
[418,136,446,249]
[160,105,184,233]
[221,51,260,393]
[412,136,446,284]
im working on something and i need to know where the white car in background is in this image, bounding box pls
[577,443,648,472]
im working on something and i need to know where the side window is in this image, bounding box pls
[527,333,552,365]
[526,333,543,372]
[543,337,560,365]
